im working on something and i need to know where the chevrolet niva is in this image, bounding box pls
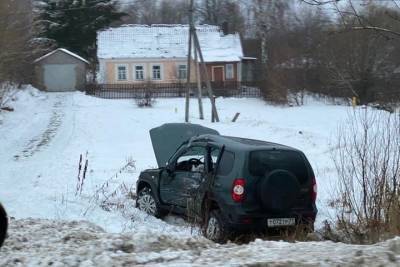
[136,123,317,242]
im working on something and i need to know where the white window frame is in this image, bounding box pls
[134,64,145,81]
[151,64,163,80]
[115,64,128,81]
[226,63,234,80]
[177,64,187,80]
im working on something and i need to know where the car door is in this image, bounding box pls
[160,145,207,208]
[187,143,225,217]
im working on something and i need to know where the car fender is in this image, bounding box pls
[136,170,162,204]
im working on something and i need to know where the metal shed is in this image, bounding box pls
[34,48,89,92]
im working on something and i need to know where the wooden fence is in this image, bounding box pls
[85,82,261,99]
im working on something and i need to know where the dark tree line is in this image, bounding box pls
[249,0,400,105]
[120,0,245,34]
[0,0,35,84]
[36,0,126,60]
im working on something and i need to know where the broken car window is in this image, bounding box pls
[176,146,206,172]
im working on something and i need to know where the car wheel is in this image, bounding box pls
[203,210,227,243]
[136,187,162,217]
[0,203,7,248]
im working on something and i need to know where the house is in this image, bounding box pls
[34,48,88,92]
[96,24,245,85]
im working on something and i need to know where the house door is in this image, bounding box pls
[212,66,224,82]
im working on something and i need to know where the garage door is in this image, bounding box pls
[44,64,76,91]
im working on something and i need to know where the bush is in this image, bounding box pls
[135,92,155,108]
[0,83,14,108]
[331,108,400,243]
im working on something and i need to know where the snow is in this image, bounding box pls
[97,24,243,62]
[0,88,345,231]
[0,218,399,266]
[1,86,398,264]
[33,48,89,64]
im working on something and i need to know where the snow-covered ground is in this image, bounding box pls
[2,86,396,265]
[1,218,399,266]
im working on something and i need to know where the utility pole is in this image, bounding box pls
[193,32,219,122]
[184,0,194,123]
[194,48,204,120]
[185,0,219,122]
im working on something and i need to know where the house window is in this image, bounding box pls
[135,65,144,80]
[226,64,234,79]
[178,64,187,79]
[152,65,162,80]
[117,65,127,81]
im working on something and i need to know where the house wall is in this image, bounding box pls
[103,58,197,83]
[241,60,256,82]
[35,50,87,91]
[101,59,241,83]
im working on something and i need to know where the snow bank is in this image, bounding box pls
[0,218,399,266]
[0,84,45,110]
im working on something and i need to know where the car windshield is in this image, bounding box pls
[249,150,309,184]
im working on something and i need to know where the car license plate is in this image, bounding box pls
[267,218,295,227]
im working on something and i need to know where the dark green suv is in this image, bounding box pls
[136,123,317,242]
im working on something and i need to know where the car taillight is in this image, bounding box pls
[311,177,317,202]
[232,178,245,202]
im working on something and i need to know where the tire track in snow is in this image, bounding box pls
[14,95,66,160]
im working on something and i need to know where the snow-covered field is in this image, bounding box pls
[1,87,398,265]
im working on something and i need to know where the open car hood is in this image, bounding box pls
[150,123,220,168]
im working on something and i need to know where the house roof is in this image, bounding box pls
[241,56,257,60]
[97,24,243,62]
[34,48,89,64]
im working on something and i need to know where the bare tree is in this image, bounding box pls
[0,0,35,84]
[332,108,400,243]
[250,0,299,103]
[196,0,245,34]
[159,0,189,24]
[301,0,400,37]
[316,5,400,104]
[120,0,188,25]
[280,7,331,104]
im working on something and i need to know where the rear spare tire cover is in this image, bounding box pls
[258,169,301,213]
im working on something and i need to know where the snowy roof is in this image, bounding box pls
[97,24,243,62]
[34,48,89,64]
[242,56,257,60]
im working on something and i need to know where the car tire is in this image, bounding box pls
[0,203,7,248]
[203,210,228,243]
[136,187,163,218]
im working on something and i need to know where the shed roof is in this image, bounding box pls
[34,48,89,64]
[97,24,243,63]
